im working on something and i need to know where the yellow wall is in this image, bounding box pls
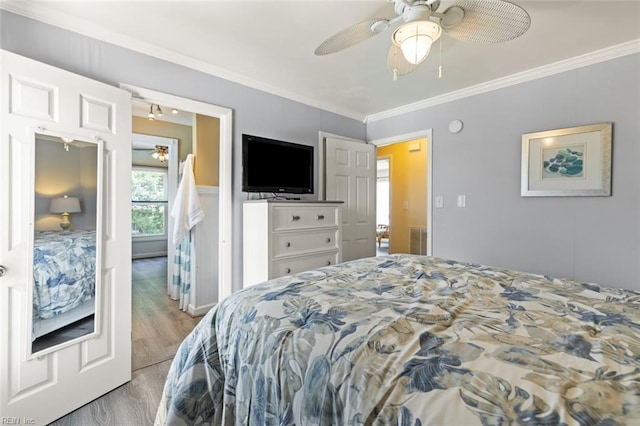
[132,114,220,186]
[193,114,220,186]
[132,116,193,163]
[376,138,427,254]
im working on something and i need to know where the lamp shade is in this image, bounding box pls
[392,20,442,65]
[50,196,81,214]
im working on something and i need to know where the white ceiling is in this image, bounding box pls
[4,1,640,120]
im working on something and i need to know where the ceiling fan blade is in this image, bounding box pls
[387,44,419,78]
[442,0,531,43]
[314,18,389,55]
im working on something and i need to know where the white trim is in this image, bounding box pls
[4,2,637,123]
[132,234,167,243]
[196,186,220,195]
[369,129,433,257]
[188,302,217,318]
[120,84,234,302]
[0,1,363,121]
[369,130,432,146]
[132,252,167,260]
[365,39,640,123]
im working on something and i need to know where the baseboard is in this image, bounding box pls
[187,302,216,317]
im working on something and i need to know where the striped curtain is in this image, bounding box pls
[170,231,194,311]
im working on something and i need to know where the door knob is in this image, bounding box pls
[0,265,6,277]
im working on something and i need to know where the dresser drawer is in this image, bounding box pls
[272,228,339,258]
[272,250,339,277]
[271,205,339,231]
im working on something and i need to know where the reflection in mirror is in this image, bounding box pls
[31,133,101,354]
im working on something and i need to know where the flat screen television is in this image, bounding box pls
[242,134,314,194]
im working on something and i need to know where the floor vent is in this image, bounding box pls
[409,227,427,255]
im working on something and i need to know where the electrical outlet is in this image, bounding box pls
[435,196,444,208]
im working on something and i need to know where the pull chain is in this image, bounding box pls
[438,37,443,78]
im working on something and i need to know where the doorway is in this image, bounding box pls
[371,130,433,256]
[122,84,233,304]
[131,133,178,263]
[124,86,232,379]
[376,157,390,256]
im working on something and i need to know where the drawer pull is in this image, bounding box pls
[285,268,292,274]
[316,214,325,220]
[326,238,331,243]
[291,215,301,221]
[285,242,291,248]
[326,261,332,266]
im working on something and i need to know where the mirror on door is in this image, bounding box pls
[30,131,102,355]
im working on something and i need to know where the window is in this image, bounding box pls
[132,167,168,238]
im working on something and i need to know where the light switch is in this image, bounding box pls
[435,196,444,208]
[457,195,466,208]
[402,200,409,210]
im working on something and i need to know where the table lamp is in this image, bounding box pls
[50,195,81,231]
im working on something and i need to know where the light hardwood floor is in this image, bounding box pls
[50,257,203,426]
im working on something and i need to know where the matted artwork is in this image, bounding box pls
[521,123,612,197]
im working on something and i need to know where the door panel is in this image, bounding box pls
[1,50,132,425]
[325,137,375,262]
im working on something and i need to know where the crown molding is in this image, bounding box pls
[365,39,640,123]
[0,1,365,122]
[3,2,638,125]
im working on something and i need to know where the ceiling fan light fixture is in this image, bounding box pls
[392,20,441,65]
[151,145,169,162]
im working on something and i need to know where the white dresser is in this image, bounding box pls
[243,200,343,287]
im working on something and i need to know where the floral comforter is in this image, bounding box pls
[33,230,96,320]
[156,255,640,425]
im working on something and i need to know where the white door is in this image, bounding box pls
[325,137,376,261]
[0,51,132,424]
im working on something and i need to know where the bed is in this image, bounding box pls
[32,230,96,338]
[156,254,640,425]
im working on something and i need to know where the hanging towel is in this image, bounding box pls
[171,154,204,245]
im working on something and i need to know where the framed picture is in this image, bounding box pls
[521,122,612,197]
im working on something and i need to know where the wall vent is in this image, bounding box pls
[409,227,427,255]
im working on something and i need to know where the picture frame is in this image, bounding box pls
[521,122,612,197]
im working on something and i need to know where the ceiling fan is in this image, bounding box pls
[133,145,169,162]
[314,0,531,79]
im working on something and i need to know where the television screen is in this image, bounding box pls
[242,134,314,194]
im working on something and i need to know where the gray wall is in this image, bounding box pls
[368,53,640,291]
[1,11,365,292]
[34,138,98,232]
[5,11,637,292]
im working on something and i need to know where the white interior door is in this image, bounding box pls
[324,137,376,261]
[0,51,132,424]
